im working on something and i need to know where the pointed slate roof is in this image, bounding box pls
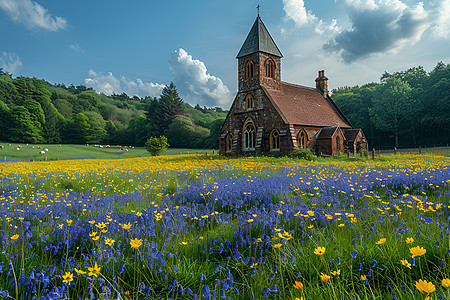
[237,16,283,58]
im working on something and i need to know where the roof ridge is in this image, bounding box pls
[280,81,317,91]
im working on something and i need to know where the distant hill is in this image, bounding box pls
[0,69,227,148]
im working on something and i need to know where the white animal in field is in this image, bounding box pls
[45,149,48,152]
[17,148,20,151]
[40,151,45,154]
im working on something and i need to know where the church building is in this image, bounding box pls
[219,15,368,156]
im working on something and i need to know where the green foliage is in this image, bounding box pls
[145,136,169,156]
[73,113,90,144]
[9,106,43,143]
[0,100,11,140]
[369,78,414,148]
[333,62,450,148]
[203,118,225,149]
[147,82,183,136]
[164,116,210,148]
[84,111,107,143]
[288,147,314,160]
[0,74,227,147]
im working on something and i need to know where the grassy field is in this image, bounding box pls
[0,142,217,161]
[0,153,449,299]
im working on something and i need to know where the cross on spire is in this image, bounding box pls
[257,4,260,16]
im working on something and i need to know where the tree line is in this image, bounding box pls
[332,62,450,149]
[0,69,227,148]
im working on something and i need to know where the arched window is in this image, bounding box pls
[243,123,256,151]
[270,129,280,150]
[226,133,233,152]
[265,59,275,78]
[244,94,254,110]
[244,59,254,79]
[298,131,307,148]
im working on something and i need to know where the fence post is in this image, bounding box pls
[394,147,397,155]
[372,148,375,160]
[419,146,421,154]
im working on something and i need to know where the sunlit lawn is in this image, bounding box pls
[0,142,217,161]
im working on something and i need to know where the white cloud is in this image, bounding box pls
[282,0,317,27]
[432,0,450,38]
[0,0,67,31]
[84,69,165,98]
[282,0,340,37]
[323,0,435,62]
[168,48,232,108]
[0,52,22,74]
[282,0,449,63]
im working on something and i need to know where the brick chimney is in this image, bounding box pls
[315,70,329,96]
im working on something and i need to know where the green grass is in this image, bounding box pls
[0,142,217,161]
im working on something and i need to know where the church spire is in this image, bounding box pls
[236,16,282,59]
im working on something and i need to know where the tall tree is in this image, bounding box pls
[84,111,107,143]
[9,106,42,143]
[369,78,414,148]
[147,82,183,136]
[73,113,91,144]
[0,100,11,140]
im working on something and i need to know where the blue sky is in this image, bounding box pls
[0,0,449,108]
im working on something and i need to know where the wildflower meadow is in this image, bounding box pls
[0,153,449,299]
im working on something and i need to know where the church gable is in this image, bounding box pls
[219,87,291,156]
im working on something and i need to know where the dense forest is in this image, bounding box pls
[0,69,227,148]
[332,62,450,149]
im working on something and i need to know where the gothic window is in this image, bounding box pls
[298,131,307,148]
[226,133,233,152]
[244,94,255,110]
[243,123,256,151]
[270,129,280,150]
[265,59,275,78]
[244,59,254,79]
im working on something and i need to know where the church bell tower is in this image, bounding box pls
[236,15,283,92]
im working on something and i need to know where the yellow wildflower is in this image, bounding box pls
[122,223,132,230]
[87,262,101,277]
[74,268,86,275]
[62,272,73,283]
[442,278,450,288]
[375,238,386,245]
[331,269,341,276]
[401,259,411,269]
[321,273,331,283]
[415,279,435,294]
[130,238,142,249]
[293,281,303,289]
[410,246,426,258]
[314,246,325,255]
[104,238,115,247]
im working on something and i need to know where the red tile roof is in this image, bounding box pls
[262,82,351,128]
